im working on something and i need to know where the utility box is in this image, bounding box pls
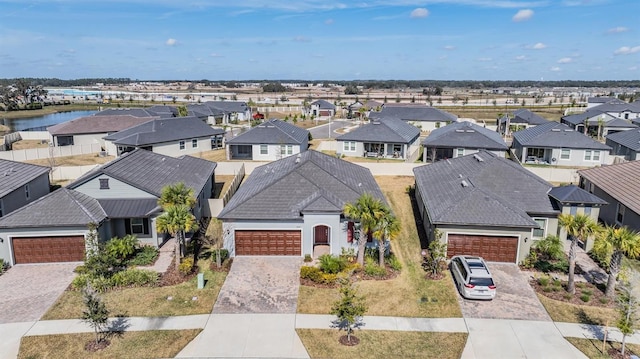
[197,273,204,289]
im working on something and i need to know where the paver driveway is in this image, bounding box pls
[0,263,78,323]
[213,257,302,314]
[456,263,550,321]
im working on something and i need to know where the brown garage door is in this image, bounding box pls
[447,234,518,263]
[12,236,86,264]
[235,230,301,256]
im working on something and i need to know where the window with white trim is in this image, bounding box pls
[560,149,570,160]
[192,139,198,148]
[593,151,600,161]
[260,144,268,155]
[617,203,626,224]
[533,218,547,238]
[343,141,356,152]
[570,206,577,215]
[179,140,185,150]
[131,218,145,234]
[584,150,592,161]
[25,184,30,200]
[280,145,293,155]
[584,206,592,216]
[456,148,465,157]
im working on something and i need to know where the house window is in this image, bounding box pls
[560,149,570,160]
[99,178,109,189]
[617,204,626,224]
[131,218,145,234]
[584,150,592,161]
[589,183,595,193]
[179,140,185,150]
[192,139,198,148]
[25,184,30,200]
[211,136,223,149]
[570,206,577,215]
[260,144,268,155]
[533,218,547,238]
[456,148,465,157]
[343,141,356,152]
[280,145,293,156]
[593,151,600,161]
[584,206,592,216]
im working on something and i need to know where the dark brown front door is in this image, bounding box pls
[447,234,518,263]
[235,230,301,256]
[12,236,86,264]
[314,225,329,245]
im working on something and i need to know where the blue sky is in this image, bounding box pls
[0,0,638,80]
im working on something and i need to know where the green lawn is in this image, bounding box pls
[297,329,467,359]
[537,294,616,326]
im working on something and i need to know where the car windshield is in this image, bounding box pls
[469,277,494,287]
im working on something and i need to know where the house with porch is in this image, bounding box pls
[308,100,336,118]
[511,122,611,166]
[414,150,559,264]
[0,159,50,218]
[561,111,637,137]
[226,119,309,161]
[48,115,156,147]
[369,104,458,131]
[497,109,550,136]
[103,116,225,157]
[605,129,640,161]
[422,121,508,162]
[0,149,216,265]
[335,118,420,160]
[218,150,386,258]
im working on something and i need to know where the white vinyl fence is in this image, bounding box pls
[0,143,102,161]
[51,165,100,181]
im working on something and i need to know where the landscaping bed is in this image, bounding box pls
[531,277,612,308]
[566,337,640,359]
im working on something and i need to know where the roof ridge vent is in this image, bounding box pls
[551,129,561,131]
[473,154,484,162]
[461,180,469,187]
[455,129,465,132]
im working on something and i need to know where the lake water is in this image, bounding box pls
[1,110,97,132]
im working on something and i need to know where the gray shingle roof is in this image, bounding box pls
[226,119,309,145]
[0,188,107,228]
[592,101,640,113]
[422,121,508,150]
[336,118,420,144]
[372,104,457,122]
[499,109,550,125]
[203,101,249,113]
[606,118,638,129]
[561,110,609,125]
[512,122,611,150]
[578,161,640,215]
[48,115,156,135]
[68,149,217,197]
[548,185,607,206]
[95,108,161,118]
[606,129,640,151]
[103,116,224,146]
[97,199,160,218]
[311,100,336,110]
[218,150,386,220]
[413,150,557,228]
[0,159,50,198]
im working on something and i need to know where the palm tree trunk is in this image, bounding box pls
[605,251,622,298]
[567,238,577,294]
[378,239,385,267]
[174,236,181,272]
[357,234,367,266]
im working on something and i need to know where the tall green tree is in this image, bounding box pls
[344,193,386,266]
[177,105,189,117]
[593,226,640,298]
[558,213,602,294]
[372,209,400,267]
[156,204,198,271]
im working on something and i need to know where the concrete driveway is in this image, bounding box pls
[213,257,302,314]
[457,263,550,321]
[0,263,78,323]
[308,120,351,140]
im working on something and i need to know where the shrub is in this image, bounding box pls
[563,293,573,300]
[580,294,591,302]
[422,240,447,277]
[386,253,402,271]
[542,286,553,292]
[111,269,158,287]
[300,266,323,283]
[304,254,313,263]
[575,282,586,289]
[533,235,564,260]
[178,258,195,276]
[581,288,593,296]
[127,246,159,266]
[211,249,229,264]
[320,273,338,284]
[105,235,139,262]
[599,297,610,304]
[537,276,550,286]
[340,248,356,262]
[364,257,386,277]
[522,252,538,269]
[318,254,347,274]
[0,259,8,275]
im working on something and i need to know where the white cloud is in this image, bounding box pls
[557,57,572,63]
[477,57,492,62]
[606,26,629,34]
[293,36,311,43]
[210,53,224,58]
[526,42,547,49]
[325,19,334,25]
[512,9,533,22]
[165,38,177,46]
[629,66,638,71]
[515,55,526,60]
[444,45,456,50]
[410,8,429,18]
[614,46,640,55]
[550,66,561,72]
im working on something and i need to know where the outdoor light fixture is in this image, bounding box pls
[524,237,529,243]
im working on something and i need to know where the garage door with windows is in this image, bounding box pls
[235,230,301,256]
[447,234,518,263]
[12,236,86,264]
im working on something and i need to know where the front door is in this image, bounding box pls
[314,225,329,245]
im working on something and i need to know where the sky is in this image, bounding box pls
[0,0,638,81]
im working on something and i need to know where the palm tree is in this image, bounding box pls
[558,213,602,294]
[593,226,640,298]
[156,204,198,271]
[343,193,386,266]
[372,209,400,267]
[158,182,196,209]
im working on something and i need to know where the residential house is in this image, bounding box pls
[202,101,252,124]
[605,129,640,161]
[586,97,623,109]
[422,121,508,162]
[578,161,640,232]
[336,118,420,160]
[103,116,225,157]
[0,149,216,265]
[497,109,550,135]
[48,115,155,147]
[511,122,611,166]
[95,107,173,118]
[347,100,383,118]
[0,159,50,218]
[369,103,458,131]
[413,150,559,263]
[548,185,607,251]
[308,100,336,117]
[226,119,309,161]
[562,101,640,137]
[218,150,386,258]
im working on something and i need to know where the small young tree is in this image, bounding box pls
[82,283,110,347]
[331,279,367,345]
[422,234,448,279]
[616,278,639,357]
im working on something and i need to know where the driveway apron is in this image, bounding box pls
[0,263,78,323]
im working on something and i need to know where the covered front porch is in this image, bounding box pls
[363,142,407,159]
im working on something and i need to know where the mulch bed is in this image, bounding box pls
[339,335,360,346]
[300,265,399,288]
[210,258,233,273]
[85,339,110,352]
[159,265,197,287]
[530,278,614,308]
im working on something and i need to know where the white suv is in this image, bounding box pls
[450,255,496,300]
